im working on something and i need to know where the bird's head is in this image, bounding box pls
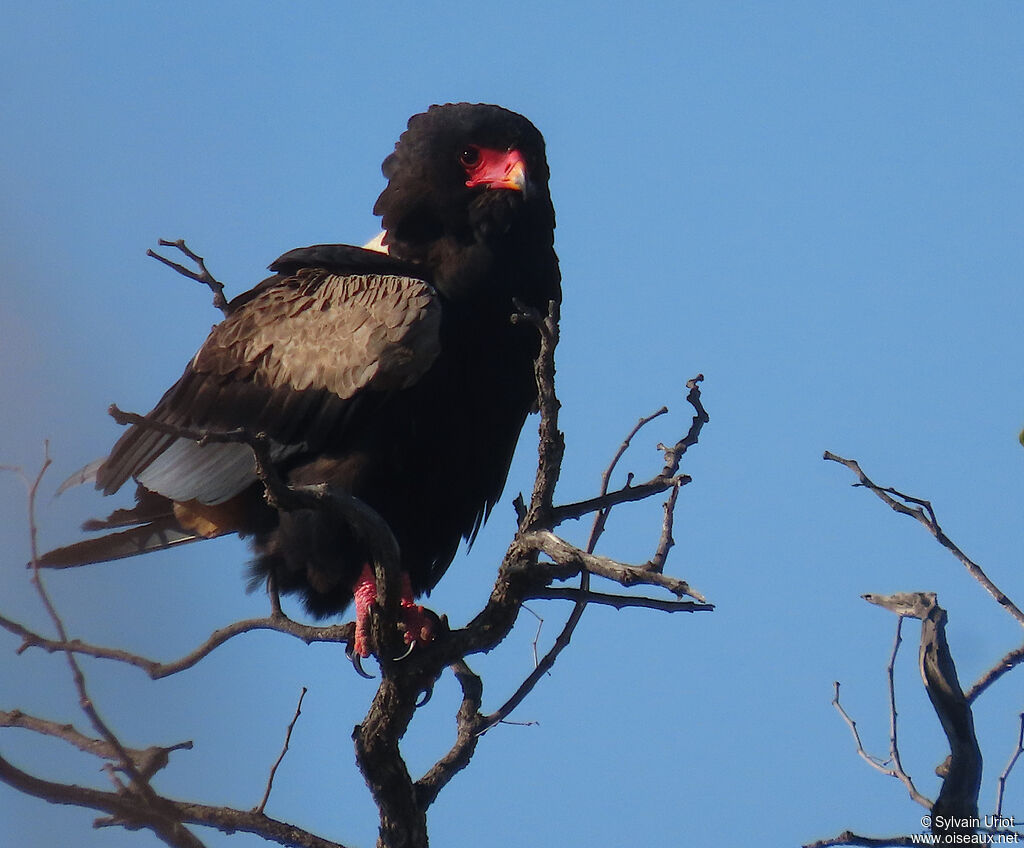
[373,103,557,304]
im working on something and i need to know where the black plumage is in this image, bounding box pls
[41,103,560,626]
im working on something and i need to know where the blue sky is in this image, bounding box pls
[2,3,1023,846]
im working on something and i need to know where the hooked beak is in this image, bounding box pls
[465,149,530,197]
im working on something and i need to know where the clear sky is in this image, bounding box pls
[2,3,1023,847]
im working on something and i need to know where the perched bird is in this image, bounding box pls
[40,103,561,656]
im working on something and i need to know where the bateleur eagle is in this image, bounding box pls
[40,103,561,657]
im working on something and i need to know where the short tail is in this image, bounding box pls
[37,519,201,569]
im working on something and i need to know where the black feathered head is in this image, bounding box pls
[373,103,557,304]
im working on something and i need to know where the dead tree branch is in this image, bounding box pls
[256,687,308,815]
[147,238,230,315]
[0,610,354,677]
[832,620,932,809]
[994,712,1024,818]
[831,667,931,809]
[0,750,350,848]
[817,456,1024,847]
[823,452,1024,627]
[0,709,192,778]
[965,643,1024,704]
[863,592,982,836]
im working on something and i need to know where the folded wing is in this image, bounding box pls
[100,266,440,510]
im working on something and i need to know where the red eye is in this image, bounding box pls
[459,146,481,168]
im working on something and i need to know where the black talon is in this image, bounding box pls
[346,646,375,679]
[393,641,416,662]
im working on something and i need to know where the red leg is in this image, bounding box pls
[351,565,435,658]
[352,563,377,658]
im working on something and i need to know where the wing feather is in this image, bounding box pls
[97,269,441,502]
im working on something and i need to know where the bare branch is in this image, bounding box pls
[882,616,932,809]
[660,374,710,475]
[863,592,982,834]
[414,661,485,809]
[489,390,704,739]
[526,587,712,613]
[550,475,689,525]
[966,642,1024,704]
[256,687,308,814]
[479,596,582,733]
[824,452,1024,627]
[0,709,191,778]
[829,612,932,811]
[518,530,706,602]
[831,681,896,775]
[648,479,681,574]
[16,450,167,806]
[3,609,353,678]
[0,751,350,848]
[584,405,668,550]
[832,669,931,810]
[147,238,230,316]
[513,299,564,529]
[551,376,706,530]
[994,712,1024,817]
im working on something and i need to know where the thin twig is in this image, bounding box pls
[883,617,930,809]
[966,642,1024,704]
[256,687,308,814]
[551,375,706,530]
[520,605,544,668]
[831,681,898,776]
[585,405,668,550]
[831,656,932,809]
[7,451,208,847]
[994,712,1024,817]
[22,452,154,791]
[824,452,1024,627]
[499,402,683,732]
[1,610,353,678]
[478,378,711,734]
[147,238,230,315]
[0,709,192,778]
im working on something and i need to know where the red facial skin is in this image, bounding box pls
[461,146,528,192]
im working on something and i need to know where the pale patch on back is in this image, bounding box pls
[362,231,389,253]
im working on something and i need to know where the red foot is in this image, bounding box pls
[398,572,436,649]
[352,565,436,658]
